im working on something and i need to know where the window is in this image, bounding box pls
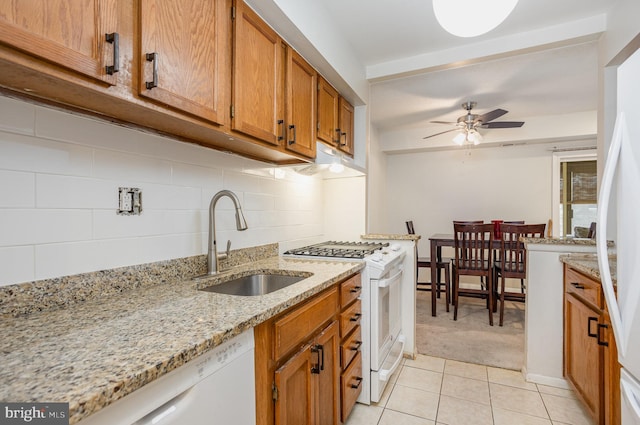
[552,150,597,237]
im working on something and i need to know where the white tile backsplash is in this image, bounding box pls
[0,96,35,135]
[0,95,342,286]
[0,170,35,208]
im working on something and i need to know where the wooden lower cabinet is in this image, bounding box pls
[256,273,362,425]
[339,274,363,421]
[564,264,620,425]
[274,321,340,425]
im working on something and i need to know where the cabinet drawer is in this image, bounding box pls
[340,299,361,338]
[341,325,362,370]
[341,351,362,422]
[274,286,339,360]
[340,274,362,308]
[565,267,602,309]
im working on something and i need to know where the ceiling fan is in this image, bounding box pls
[423,101,525,145]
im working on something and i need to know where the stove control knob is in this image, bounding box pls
[390,244,401,251]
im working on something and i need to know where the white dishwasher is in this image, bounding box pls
[79,329,256,425]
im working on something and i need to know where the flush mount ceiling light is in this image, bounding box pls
[433,0,519,37]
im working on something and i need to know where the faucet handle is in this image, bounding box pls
[226,240,232,257]
[218,239,231,261]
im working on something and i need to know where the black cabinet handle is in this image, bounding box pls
[310,344,324,373]
[288,124,296,145]
[277,120,284,141]
[571,282,585,290]
[587,316,598,338]
[145,52,158,89]
[350,376,363,389]
[349,313,362,322]
[597,323,609,346]
[349,286,361,293]
[351,340,362,351]
[105,33,119,75]
[334,128,341,144]
[340,132,347,146]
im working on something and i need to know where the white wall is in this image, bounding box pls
[385,144,556,256]
[0,95,332,286]
[366,126,388,233]
[323,176,366,241]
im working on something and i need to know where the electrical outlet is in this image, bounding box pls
[117,187,142,215]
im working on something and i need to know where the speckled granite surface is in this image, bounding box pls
[0,250,363,424]
[522,236,605,246]
[0,244,278,318]
[362,233,420,241]
[560,253,617,284]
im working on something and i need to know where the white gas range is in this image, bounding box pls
[284,241,406,404]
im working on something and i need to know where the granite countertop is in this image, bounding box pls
[0,256,363,424]
[560,253,617,284]
[362,233,420,241]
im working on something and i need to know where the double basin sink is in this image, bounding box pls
[197,271,312,296]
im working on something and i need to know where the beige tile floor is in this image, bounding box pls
[345,354,595,425]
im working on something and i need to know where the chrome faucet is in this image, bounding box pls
[207,190,248,275]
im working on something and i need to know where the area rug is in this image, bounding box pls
[415,290,525,370]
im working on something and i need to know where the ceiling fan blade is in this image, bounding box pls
[429,120,458,125]
[476,108,508,123]
[423,128,459,139]
[480,121,525,129]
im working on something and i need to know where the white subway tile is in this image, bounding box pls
[0,210,92,247]
[171,162,223,188]
[0,96,35,135]
[244,192,275,211]
[0,170,35,207]
[0,131,92,176]
[36,106,138,152]
[36,175,116,209]
[35,238,142,280]
[93,149,172,184]
[93,210,166,239]
[223,170,265,193]
[141,183,202,210]
[0,246,35,286]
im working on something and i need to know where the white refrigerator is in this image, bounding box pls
[597,46,640,424]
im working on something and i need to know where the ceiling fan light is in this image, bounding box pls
[452,132,466,145]
[468,130,483,145]
[433,0,519,38]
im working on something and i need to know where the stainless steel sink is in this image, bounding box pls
[198,272,311,296]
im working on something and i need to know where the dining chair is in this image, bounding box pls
[406,221,451,311]
[452,222,494,325]
[588,222,597,239]
[493,223,546,326]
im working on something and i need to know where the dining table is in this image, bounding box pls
[428,233,502,316]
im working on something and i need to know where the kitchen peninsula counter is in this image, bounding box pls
[0,254,363,424]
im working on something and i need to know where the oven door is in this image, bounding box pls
[369,263,403,370]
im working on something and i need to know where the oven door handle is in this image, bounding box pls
[377,268,404,288]
[379,334,406,381]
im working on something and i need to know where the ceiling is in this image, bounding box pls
[317,0,616,151]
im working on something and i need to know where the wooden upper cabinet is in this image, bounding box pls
[0,0,118,85]
[317,76,339,145]
[285,48,316,158]
[232,0,284,146]
[139,0,227,126]
[338,97,354,156]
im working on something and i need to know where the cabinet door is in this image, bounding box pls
[565,293,603,421]
[603,312,621,425]
[338,97,354,156]
[232,0,284,145]
[0,0,117,85]
[285,48,316,158]
[317,76,339,145]
[275,344,314,425]
[315,321,340,425]
[139,0,226,125]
